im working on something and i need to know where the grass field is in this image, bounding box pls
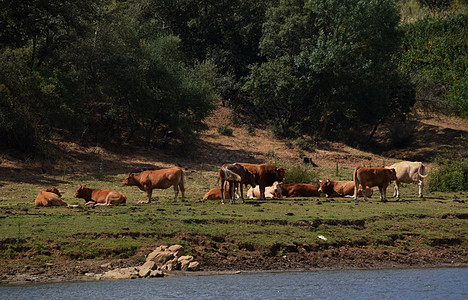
[1,165,467,269]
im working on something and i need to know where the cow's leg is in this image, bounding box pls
[179,181,185,201]
[260,186,266,200]
[240,184,245,204]
[221,179,226,204]
[393,181,400,198]
[173,184,179,202]
[418,180,424,198]
[139,188,152,204]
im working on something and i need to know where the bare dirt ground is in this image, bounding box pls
[0,105,467,285]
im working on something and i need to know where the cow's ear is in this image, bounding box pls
[319,180,322,183]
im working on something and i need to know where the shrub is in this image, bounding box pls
[284,164,320,185]
[295,137,316,152]
[217,125,233,136]
[427,158,468,192]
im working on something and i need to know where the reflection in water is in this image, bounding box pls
[1,267,467,300]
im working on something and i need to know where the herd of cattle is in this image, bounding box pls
[34,161,428,207]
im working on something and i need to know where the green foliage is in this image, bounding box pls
[427,158,468,192]
[243,0,415,140]
[284,164,320,184]
[217,125,233,136]
[398,13,468,117]
[295,137,316,152]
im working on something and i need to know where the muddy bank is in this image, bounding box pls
[1,246,467,285]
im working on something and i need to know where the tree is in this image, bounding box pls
[243,0,415,142]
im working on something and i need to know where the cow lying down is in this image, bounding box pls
[196,183,238,203]
[247,181,282,199]
[35,187,69,207]
[74,185,127,206]
[318,180,373,198]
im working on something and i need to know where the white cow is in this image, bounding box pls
[247,181,282,199]
[387,161,428,198]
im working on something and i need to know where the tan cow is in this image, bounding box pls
[220,163,256,204]
[74,185,127,206]
[280,183,321,198]
[353,167,397,202]
[123,167,185,203]
[236,163,285,200]
[318,180,373,198]
[247,181,282,199]
[35,187,69,207]
[196,183,235,203]
[387,161,428,198]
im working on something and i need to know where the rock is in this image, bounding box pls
[101,267,139,280]
[178,255,194,271]
[187,261,200,271]
[139,261,157,278]
[168,245,185,257]
[161,258,180,271]
[150,251,175,265]
[149,270,164,278]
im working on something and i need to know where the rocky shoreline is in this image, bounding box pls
[2,245,467,286]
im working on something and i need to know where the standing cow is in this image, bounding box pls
[123,166,185,203]
[352,167,397,202]
[387,161,428,198]
[220,163,256,204]
[236,163,285,200]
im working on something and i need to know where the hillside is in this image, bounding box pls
[1,104,466,181]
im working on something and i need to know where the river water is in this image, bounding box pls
[1,267,467,299]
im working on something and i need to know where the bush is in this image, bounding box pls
[284,164,320,185]
[217,125,233,136]
[427,158,468,192]
[295,137,316,152]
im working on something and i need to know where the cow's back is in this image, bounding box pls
[147,167,183,189]
[389,161,425,183]
[35,191,66,207]
[239,163,282,186]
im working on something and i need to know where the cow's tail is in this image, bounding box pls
[353,167,361,199]
[418,163,429,178]
[222,168,242,182]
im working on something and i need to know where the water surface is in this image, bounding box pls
[1,267,467,299]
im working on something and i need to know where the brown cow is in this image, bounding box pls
[352,167,397,202]
[280,183,321,198]
[196,183,234,203]
[236,163,285,200]
[74,185,127,206]
[387,161,428,198]
[123,167,185,203]
[35,187,69,207]
[318,180,373,198]
[247,181,282,199]
[220,163,256,204]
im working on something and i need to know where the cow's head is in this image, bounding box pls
[74,185,88,198]
[46,186,62,197]
[276,167,286,182]
[122,173,137,186]
[318,180,333,195]
[243,167,256,188]
[272,181,282,198]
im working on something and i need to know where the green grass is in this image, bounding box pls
[0,168,467,264]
